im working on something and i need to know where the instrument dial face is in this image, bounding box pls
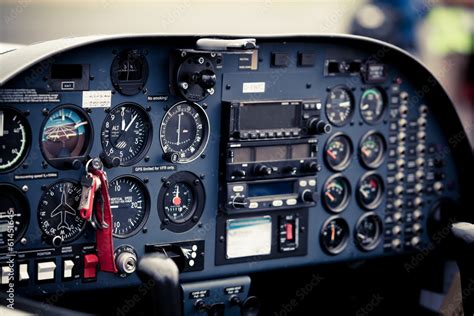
[0,108,31,173]
[101,103,152,166]
[325,87,354,126]
[321,217,349,255]
[324,133,353,171]
[322,175,351,213]
[355,213,383,251]
[40,106,92,169]
[160,101,210,164]
[359,131,386,169]
[109,176,150,238]
[163,182,195,224]
[38,181,86,244]
[357,173,384,210]
[110,49,149,96]
[360,88,385,124]
[0,184,30,249]
[158,171,205,232]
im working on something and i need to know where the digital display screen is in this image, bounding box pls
[239,103,297,130]
[226,216,272,259]
[248,181,293,197]
[291,144,310,159]
[50,64,83,79]
[233,147,252,163]
[255,145,287,162]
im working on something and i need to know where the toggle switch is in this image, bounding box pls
[37,261,56,281]
[64,260,75,279]
[19,263,29,282]
[84,254,99,279]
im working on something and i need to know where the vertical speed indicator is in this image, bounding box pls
[159,101,210,164]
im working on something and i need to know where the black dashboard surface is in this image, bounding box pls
[0,35,471,297]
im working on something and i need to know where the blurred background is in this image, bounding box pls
[0,0,472,143]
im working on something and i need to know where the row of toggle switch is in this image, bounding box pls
[0,254,99,285]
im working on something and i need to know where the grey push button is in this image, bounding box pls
[37,261,56,281]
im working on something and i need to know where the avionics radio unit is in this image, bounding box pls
[224,139,320,181]
[223,100,331,141]
[221,177,317,213]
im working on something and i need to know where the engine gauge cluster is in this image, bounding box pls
[357,172,384,210]
[324,133,353,171]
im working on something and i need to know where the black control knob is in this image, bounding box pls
[232,196,249,209]
[301,189,317,203]
[100,152,121,168]
[163,152,180,163]
[254,164,272,176]
[232,169,246,178]
[71,159,83,170]
[304,161,319,173]
[307,118,332,135]
[198,69,217,89]
[284,166,298,174]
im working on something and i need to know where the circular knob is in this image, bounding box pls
[391,238,401,249]
[304,161,319,173]
[71,159,83,170]
[232,196,249,209]
[254,164,272,176]
[198,69,216,89]
[412,223,422,234]
[393,211,403,222]
[394,185,404,195]
[411,236,421,247]
[307,118,331,135]
[116,251,137,275]
[101,152,121,168]
[163,152,180,163]
[52,236,63,247]
[301,189,317,203]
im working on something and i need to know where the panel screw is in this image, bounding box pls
[20,238,27,245]
[42,161,48,169]
[144,156,150,162]
[142,227,148,233]
[42,108,49,116]
[21,185,28,192]
[226,84,231,90]
[143,178,149,184]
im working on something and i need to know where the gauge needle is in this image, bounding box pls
[361,104,369,110]
[361,147,371,157]
[124,114,138,132]
[340,101,350,107]
[176,112,182,145]
[360,188,370,199]
[110,205,119,209]
[0,111,4,137]
[121,107,126,131]
[325,191,335,202]
[331,224,335,241]
[326,150,337,160]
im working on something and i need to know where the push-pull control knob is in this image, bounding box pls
[116,250,138,275]
[307,118,332,135]
[254,164,272,176]
[301,189,317,203]
[232,196,249,209]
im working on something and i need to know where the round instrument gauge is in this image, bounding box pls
[325,86,354,126]
[0,107,31,173]
[101,103,152,167]
[40,105,92,169]
[0,184,30,249]
[355,213,383,251]
[324,133,353,171]
[357,172,384,210]
[359,131,386,169]
[109,176,150,238]
[322,175,351,213]
[110,49,149,96]
[38,180,86,245]
[158,171,205,232]
[360,88,385,124]
[320,216,349,255]
[159,101,210,164]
